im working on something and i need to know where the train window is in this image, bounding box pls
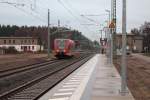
[57,40,65,49]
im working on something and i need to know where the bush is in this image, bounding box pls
[5,47,18,54]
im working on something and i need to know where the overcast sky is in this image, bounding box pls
[0,0,150,41]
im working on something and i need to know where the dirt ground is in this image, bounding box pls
[113,54,150,100]
[0,53,54,72]
[0,53,49,64]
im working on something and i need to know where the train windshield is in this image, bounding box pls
[57,39,65,49]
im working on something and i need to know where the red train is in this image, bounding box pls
[53,39,78,58]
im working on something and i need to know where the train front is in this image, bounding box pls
[54,39,75,58]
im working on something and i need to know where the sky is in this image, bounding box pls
[0,0,150,41]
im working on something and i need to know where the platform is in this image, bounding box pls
[39,54,135,100]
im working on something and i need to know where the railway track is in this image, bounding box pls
[0,59,60,78]
[0,54,94,100]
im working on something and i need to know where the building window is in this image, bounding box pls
[4,40,6,44]
[21,40,23,44]
[28,46,30,50]
[32,40,34,43]
[32,46,34,50]
[9,40,11,44]
[21,46,23,50]
[13,40,15,44]
[24,40,27,43]
[28,40,31,44]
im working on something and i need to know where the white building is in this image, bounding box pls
[0,37,43,52]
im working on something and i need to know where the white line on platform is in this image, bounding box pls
[58,88,75,92]
[69,80,80,82]
[64,82,80,85]
[71,78,82,80]
[54,92,73,96]
[63,85,77,88]
[49,97,69,100]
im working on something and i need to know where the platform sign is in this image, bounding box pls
[109,20,115,28]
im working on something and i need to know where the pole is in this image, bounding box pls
[47,9,50,58]
[105,10,111,25]
[110,0,114,65]
[58,20,60,27]
[111,0,117,58]
[100,30,103,39]
[106,10,111,63]
[121,0,127,95]
[110,29,113,64]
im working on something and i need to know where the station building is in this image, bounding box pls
[116,34,143,53]
[0,37,43,53]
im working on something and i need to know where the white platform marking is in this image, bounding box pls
[63,85,77,88]
[64,82,80,85]
[58,88,75,92]
[71,78,82,80]
[49,97,69,100]
[54,92,73,96]
[39,55,98,100]
[69,80,80,82]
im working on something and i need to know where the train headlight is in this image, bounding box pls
[56,49,59,52]
[63,49,66,52]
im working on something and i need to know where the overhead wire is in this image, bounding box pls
[60,0,104,28]
[57,0,96,35]
[62,0,106,25]
[8,2,46,23]
[0,0,47,24]
[60,0,105,40]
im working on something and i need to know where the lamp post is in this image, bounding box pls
[105,10,111,25]
[121,0,127,95]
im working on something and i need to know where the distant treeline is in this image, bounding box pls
[0,25,65,37]
[0,25,19,36]
[0,25,86,48]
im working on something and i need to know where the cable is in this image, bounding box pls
[57,0,80,21]
[0,0,47,24]
[57,0,95,34]
[59,0,104,36]
[9,3,47,23]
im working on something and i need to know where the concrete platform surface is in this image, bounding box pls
[39,54,135,100]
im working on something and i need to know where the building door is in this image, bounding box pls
[24,46,27,52]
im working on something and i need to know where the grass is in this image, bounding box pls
[142,53,150,57]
